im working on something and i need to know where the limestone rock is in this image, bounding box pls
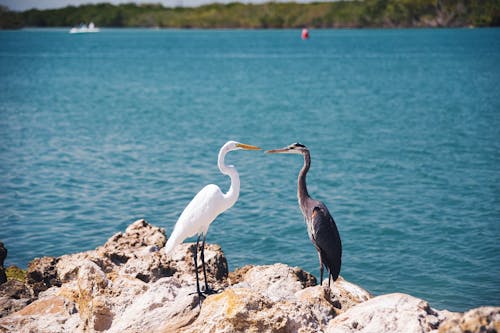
[0,279,31,300]
[72,260,112,331]
[183,284,338,333]
[0,295,79,332]
[167,242,229,291]
[181,287,284,333]
[56,251,108,283]
[326,293,444,333]
[0,280,33,318]
[0,219,228,332]
[0,296,30,320]
[26,256,61,296]
[109,278,200,333]
[438,306,500,333]
[230,263,316,301]
[323,276,373,312]
[0,219,495,333]
[295,285,341,319]
[96,219,166,265]
[184,265,338,333]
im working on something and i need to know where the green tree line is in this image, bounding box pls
[1,0,500,29]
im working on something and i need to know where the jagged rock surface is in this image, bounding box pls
[0,280,33,319]
[183,264,346,333]
[326,293,445,333]
[26,256,61,296]
[438,306,500,333]
[0,219,498,332]
[0,219,227,332]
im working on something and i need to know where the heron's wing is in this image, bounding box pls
[311,203,342,280]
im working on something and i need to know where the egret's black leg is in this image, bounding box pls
[200,235,209,292]
[200,235,216,294]
[192,235,204,304]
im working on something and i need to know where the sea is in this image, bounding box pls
[0,28,499,312]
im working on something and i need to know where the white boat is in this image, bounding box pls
[69,22,100,34]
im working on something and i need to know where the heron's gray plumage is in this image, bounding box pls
[310,203,342,281]
[268,142,342,285]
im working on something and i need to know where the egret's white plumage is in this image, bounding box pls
[164,140,260,300]
[164,184,225,255]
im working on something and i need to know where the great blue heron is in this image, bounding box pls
[164,141,261,301]
[266,142,342,286]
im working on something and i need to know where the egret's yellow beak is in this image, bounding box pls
[236,143,261,150]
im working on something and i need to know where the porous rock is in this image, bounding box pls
[438,306,500,333]
[323,276,373,312]
[184,264,341,333]
[109,278,200,333]
[26,256,61,296]
[96,218,167,265]
[0,295,79,332]
[0,219,495,333]
[0,219,227,332]
[230,263,317,301]
[326,293,444,333]
[0,280,33,318]
[181,287,285,333]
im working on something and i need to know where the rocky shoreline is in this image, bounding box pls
[0,219,498,332]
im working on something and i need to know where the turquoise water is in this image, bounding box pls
[1,28,499,312]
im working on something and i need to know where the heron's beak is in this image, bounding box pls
[265,147,290,154]
[236,143,261,150]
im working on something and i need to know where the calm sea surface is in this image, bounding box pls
[1,28,499,311]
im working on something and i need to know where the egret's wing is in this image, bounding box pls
[311,203,342,281]
[176,184,225,236]
[164,184,224,255]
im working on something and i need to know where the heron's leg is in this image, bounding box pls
[317,251,324,286]
[320,266,324,286]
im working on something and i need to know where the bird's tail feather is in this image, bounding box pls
[164,235,181,256]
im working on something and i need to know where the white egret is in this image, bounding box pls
[164,140,260,300]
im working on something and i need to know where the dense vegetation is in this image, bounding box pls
[1,0,499,29]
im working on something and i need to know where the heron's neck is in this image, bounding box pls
[298,151,311,207]
[218,148,240,209]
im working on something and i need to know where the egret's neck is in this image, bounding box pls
[298,151,311,208]
[218,148,240,209]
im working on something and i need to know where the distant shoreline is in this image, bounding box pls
[7,26,496,31]
[1,1,499,30]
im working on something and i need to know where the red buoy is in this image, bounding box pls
[301,28,309,40]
